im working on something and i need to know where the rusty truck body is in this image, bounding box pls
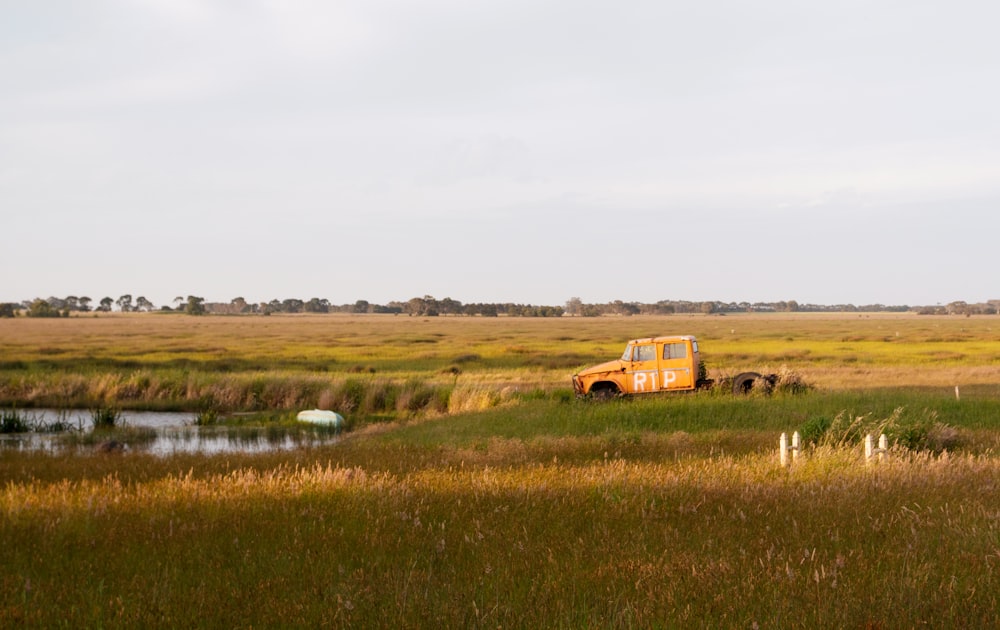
[572,335,773,398]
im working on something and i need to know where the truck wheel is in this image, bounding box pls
[591,384,620,400]
[732,372,762,395]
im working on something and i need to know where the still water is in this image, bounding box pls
[0,409,339,455]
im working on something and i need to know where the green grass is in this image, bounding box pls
[2,426,999,627]
[373,388,1000,451]
[2,314,1000,626]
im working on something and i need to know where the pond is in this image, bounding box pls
[0,409,341,455]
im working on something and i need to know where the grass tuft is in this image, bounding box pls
[800,406,961,453]
[0,408,32,433]
[89,406,122,430]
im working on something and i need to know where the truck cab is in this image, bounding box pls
[572,335,705,398]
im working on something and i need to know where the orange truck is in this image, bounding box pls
[572,335,774,398]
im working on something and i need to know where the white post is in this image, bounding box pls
[865,433,888,462]
[955,386,960,401]
[780,432,788,467]
[792,431,801,463]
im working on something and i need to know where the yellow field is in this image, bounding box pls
[2,311,998,391]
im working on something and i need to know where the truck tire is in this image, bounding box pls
[590,383,620,400]
[732,372,762,395]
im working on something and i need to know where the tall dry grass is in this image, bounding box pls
[1,443,998,627]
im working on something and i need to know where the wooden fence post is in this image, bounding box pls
[780,431,801,467]
[865,433,888,462]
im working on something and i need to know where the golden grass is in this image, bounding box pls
[2,441,999,627]
[2,312,999,395]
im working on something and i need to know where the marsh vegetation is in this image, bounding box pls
[1,312,999,626]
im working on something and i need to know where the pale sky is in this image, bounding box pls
[3,1,998,308]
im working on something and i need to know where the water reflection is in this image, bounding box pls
[0,409,340,455]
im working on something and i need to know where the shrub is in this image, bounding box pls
[800,406,959,453]
[797,414,832,445]
[771,366,811,394]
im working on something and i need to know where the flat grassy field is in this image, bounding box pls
[2,312,1000,412]
[2,312,999,627]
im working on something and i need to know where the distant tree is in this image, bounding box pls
[0,303,18,318]
[26,299,66,318]
[185,296,206,315]
[135,296,153,312]
[438,297,462,315]
[405,295,439,316]
[700,301,717,315]
[565,297,583,316]
[304,298,329,313]
[64,296,80,311]
[78,296,92,312]
[231,297,249,314]
[947,301,970,316]
[282,298,304,313]
[98,297,113,312]
[404,297,424,316]
[116,294,133,312]
[353,299,370,314]
[652,300,675,315]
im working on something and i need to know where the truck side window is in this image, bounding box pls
[662,342,688,360]
[636,345,655,362]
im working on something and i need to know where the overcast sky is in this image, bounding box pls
[3,0,998,308]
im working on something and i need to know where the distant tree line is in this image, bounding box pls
[203,295,566,317]
[2,295,999,318]
[0,294,205,317]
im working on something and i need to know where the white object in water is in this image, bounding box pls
[296,409,344,427]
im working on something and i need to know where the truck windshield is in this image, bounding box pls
[621,344,633,361]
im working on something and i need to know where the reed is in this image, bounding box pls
[0,408,32,433]
[1,439,998,627]
[89,406,122,429]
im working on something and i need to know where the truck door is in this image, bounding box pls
[658,340,694,391]
[626,343,659,393]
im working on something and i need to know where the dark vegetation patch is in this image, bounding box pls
[347,365,377,374]
[390,336,440,345]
